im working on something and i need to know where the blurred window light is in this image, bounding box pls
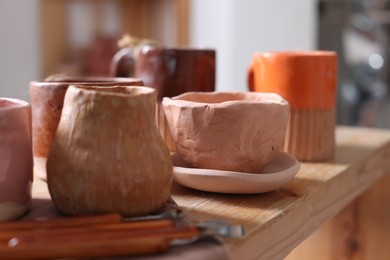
[368,53,384,70]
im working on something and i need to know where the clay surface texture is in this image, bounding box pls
[47,85,173,217]
[29,77,143,181]
[163,92,289,173]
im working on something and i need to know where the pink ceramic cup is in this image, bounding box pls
[0,98,33,221]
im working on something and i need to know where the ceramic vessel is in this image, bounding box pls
[110,46,215,100]
[47,85,173,217]
[110,46,216,151]
[172,152,300,194]
[248,51,337,161]
[0,98,33,221]
[162,92,289,173]
[29,77,143,180]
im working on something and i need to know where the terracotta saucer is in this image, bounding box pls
[171,152,300,194]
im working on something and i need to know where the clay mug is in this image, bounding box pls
[47,85,173,217]
[0,98,33,221]
[29,76,143,181]
[248,51,338,161]
[110,46,216,150]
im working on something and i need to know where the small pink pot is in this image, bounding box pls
[0,98,33,221]
[163,92,290,173]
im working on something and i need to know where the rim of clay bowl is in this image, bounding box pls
[0,98,30,112]
[43,75,143,83]
[30,78,143,88]
[163,91,289,108]
[67,85,156,98]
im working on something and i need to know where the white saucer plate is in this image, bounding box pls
[172,152,300,194]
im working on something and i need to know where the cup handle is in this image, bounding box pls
[247,62,255,91]
[109,47,136,77]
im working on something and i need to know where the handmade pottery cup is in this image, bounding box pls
[248,51,338,161]
[47,85,172,217]
[0,98,33,221]
[110,46,216,151]
[29,76,143,181]
[162,92,289,173]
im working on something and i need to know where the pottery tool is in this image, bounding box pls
[0,213,244,259]
[0,208,182,232]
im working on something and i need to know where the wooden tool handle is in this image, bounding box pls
[2,225,200,259]
[0,213,122,231]
[2,235,170,260]
[0,213,200,259]
[8,225,199,245]
[0,219,175,243]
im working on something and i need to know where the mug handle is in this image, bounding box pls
[247,62,255,91]
[109,47,136,77]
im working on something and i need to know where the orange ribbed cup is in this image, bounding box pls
[248,51,338,161]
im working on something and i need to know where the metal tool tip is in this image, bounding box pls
[228,225,246,238]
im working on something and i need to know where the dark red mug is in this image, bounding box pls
[110,46,216,100]
[110,46,216,150]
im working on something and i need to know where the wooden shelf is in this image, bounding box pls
[31,126,390,259]
[40,0,189,78]
[171,126,390,259]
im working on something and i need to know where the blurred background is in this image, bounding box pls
[1,0,389,128]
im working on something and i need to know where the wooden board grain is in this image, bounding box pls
[286,173,390,260]
[31,127,390,260]
[171,127,390,259]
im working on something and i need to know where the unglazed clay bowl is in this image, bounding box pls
[30,76,143,181]
[162,92,290,173]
